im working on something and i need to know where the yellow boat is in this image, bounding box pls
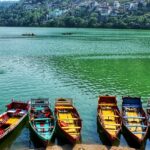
[97,96,122,144]
[55,98,82,144]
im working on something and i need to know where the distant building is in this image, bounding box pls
[113,1,120,9]
[0,0,18,8]
[129,2,138,10]
[48,9,68,18]
[99,6,112,16]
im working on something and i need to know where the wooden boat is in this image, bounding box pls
[0,100,29,141]
[146,100,150,126]
[97,96,122,144]
[55,98,82,144]
[146,100,150,138]
[22,33,35,36]
[122,96,148,146]
[28,98,55,146]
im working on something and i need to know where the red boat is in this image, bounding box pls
[97,96,122,144]
[0,100,29,141]
[55,98,82,144]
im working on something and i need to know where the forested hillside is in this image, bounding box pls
[0,0,150,28]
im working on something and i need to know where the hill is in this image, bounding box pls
[0,0,150,28]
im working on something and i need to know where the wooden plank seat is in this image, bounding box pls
[55,107,73,109]
[7,109,16,113]
[99,104,116,106]
[62,126,81,129]
[101,115,119,118]
[106,129,118,131]
[132,131,146,134]
[35,126,53,129]
[123,116,145,119]
[126,125,147,127]
[34,118,50,121]
[69,133,80,135]
[104,123,120,126]
[58,118,79,121]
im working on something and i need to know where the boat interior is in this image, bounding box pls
[123,107,147,139]
[55,99,81,139]
[58,109,81,139]
[98,104,121,136]
[30,106,54,137]
[0,103,28,135]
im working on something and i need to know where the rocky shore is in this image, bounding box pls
[46,144,135,150]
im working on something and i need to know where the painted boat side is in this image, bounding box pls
[55,98,82,144]
[28,99,56,146]
[97,96,122,144]
[122,96,149,147]
[0,113,28,141]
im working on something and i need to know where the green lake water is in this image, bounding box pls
[0,27,150,149]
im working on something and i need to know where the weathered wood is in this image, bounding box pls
[62,126,81,129]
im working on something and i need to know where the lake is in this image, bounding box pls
[0,27,150,149]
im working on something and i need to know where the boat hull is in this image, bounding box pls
[28,98,56,147]
[0,114,27,142]
[122,96,148,148]
[122,123,147,148]
[55,98,82,145]
[56,122,81,144]
[97,116,120,145]
[97,96,122,145]
[29,121,55,147]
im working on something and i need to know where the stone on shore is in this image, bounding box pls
[46,144,135,150]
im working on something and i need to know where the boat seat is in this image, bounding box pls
[105,126,116,130]
[62,126,81,129]
[106,129,118,131]
[58,118,79,121]
[104,118,114,121]
[104,123,120,126]
[99,104,116,106]
[7,109,16,113]
[34,118,50,121]
[126,125,147,127]
[56,107,73,109]
[132,131,146,134]
[123,116,145,119]
[102,115,119,118]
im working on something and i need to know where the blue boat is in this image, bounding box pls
[28,98,55,146]
[122,96,148,147]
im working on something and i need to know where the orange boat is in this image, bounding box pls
[97,96,122,144]
[0,100,29,141]
[55,98,82,144]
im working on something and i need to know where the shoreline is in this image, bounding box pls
[46,144,135,150]
[0,26,150,30]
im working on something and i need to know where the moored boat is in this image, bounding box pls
[97,96,122,144]
[146,100,150,126]
[55,98,82,144]
[146,100,150,138]
[0,100,29,141]
[122,96,148,147]
[28,98,55,146]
